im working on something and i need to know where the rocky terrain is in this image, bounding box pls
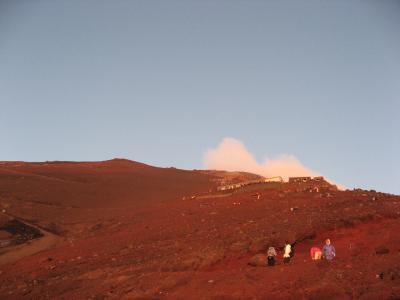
[0,160,399,299]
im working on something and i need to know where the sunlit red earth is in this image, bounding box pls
[0,159,399,299]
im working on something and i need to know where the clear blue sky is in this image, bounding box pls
[1,0,399,194]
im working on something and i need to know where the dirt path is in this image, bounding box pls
[0,218,61,266]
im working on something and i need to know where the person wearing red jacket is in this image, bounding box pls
[310,246,322,260]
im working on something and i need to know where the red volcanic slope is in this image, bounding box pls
[0,159,229,235]
[0,159,261,235]
[0,159,216,208]
[0,159,399,299]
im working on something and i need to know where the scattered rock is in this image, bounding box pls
[375,246,389,255]
[116,275,131,282]
[249,238,268,253]
[78,269,107,280]
[169,247,225,271]
[384,267,400,281]
[32,279,45,286]
[248,254,267,267]
[17,283,27,290]
[229,241,250,252]
[199,247,225,269]
[90,223,103,232]
[119,248,130,256]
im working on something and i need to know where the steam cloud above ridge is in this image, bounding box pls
[203,137,320,180]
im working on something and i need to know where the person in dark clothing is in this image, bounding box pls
[267,247,277,266]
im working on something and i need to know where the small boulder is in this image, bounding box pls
[230,241,250,252]
[375,246,389,255]
[387,267,400,280]
[199,247,225,268]
[169,247,225,271]
[249,238,268,253]
[248,254,267,267]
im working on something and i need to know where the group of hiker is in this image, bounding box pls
[266,238,336,266]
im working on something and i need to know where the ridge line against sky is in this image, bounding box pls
[0,0,399,194]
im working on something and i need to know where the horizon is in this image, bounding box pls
[0,157,385,194]
[1,0,399,194]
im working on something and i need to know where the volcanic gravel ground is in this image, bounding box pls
[0,186,399,299]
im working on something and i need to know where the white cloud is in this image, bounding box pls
[203,137,344,189]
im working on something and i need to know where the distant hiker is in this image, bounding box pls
[322,238,336,260]
[283,242,292,264]
[310,247,322,260]
[267,246,277,266]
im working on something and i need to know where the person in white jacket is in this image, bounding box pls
[283,242,291,264]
